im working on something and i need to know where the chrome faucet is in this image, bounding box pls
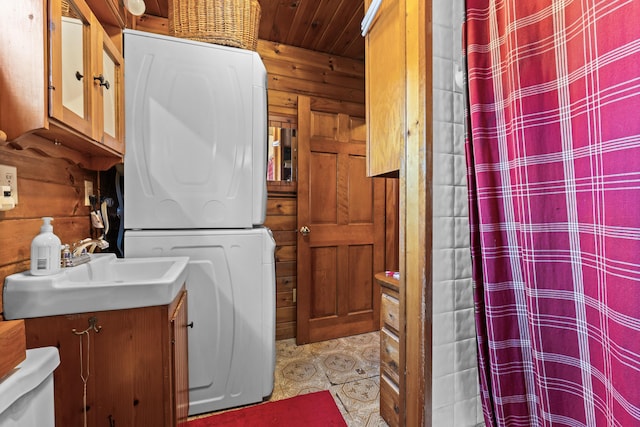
[72,238,109,257]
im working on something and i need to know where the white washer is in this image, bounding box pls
[0,347,60,427]
[125,227,276,415]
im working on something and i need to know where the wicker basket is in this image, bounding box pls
[168,0,261,51]
[61,0,73,18]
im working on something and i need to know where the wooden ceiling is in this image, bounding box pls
[142,0,366,60]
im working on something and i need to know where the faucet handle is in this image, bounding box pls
[61,244,72,267]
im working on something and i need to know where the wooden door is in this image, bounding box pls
[171,290,190,426]
[296,96,385,344]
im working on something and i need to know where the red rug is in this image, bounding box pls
[187,391,347,427]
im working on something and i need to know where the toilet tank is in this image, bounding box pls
[0,347,60,427]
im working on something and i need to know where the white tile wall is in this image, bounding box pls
[432,0,484,426]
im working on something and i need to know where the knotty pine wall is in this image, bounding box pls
[266,181,298,339]
[0,138,96,316]
[134,16,398,340]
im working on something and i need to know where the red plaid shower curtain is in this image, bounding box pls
[464,1,640,426]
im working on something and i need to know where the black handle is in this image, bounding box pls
[93,74,110,89]
[75,71,83,80]
[187,321,194,328]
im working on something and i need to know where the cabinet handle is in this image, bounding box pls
[75,71,84,81]
[187,321,194,328]
[93,74,111,90]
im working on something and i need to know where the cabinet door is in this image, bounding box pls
[95,28,124,153]
[365,0,406,176]
[25,313,97,427]
[171,290,190,426]
[49,0,94,138]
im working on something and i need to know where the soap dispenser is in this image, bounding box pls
[30,217,62,276]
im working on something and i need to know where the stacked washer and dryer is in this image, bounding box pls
[122,30,275,415]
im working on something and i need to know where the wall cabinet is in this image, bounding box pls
[24,288,189,427]
[0,0,124,170]
[364,0,406,177]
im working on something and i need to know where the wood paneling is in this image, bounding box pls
[385,179,400,271]
[0,141,96,315]
[267,182,298,340]
[141,0,365,61]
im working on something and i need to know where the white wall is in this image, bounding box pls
[431,0,483,425]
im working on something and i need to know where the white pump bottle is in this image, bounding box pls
[30,217,62,276]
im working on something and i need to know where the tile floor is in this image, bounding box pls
[270,331,388,426]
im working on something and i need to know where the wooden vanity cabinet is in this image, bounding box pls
[24,288,189,427]
[0,0,124,170]
[364,0,406,177]
[375,272,402,427]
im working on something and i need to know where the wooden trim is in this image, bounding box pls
[267,181,297,195]
[295,95,311,343]
[257,40,365,78]
[385,179,400,271]
[403,0,433,425]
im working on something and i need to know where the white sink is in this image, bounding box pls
[3,254,189,319]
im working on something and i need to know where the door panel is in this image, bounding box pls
[297,96,385,344]
[310,246,338,318]
[348,156,374,223]
[348,244,374,312]
[310,153,338,223]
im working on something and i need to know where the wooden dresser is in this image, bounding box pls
[375,272,402,427]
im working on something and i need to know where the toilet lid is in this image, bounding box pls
[0,347,60,414]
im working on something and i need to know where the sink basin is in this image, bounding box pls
[3,254,189,319]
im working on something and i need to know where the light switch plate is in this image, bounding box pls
[0,164,17,204]
[84,180,93,206]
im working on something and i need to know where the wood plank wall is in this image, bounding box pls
[265,181,298,339]
[0,137,96,316]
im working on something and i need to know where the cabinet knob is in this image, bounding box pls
[187,321,194,328]
[75,71,84,81]
[93,74,110,90]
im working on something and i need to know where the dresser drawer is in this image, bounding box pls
[381,292,400,332]
[380,373,400,427]
[380,328,400,384]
